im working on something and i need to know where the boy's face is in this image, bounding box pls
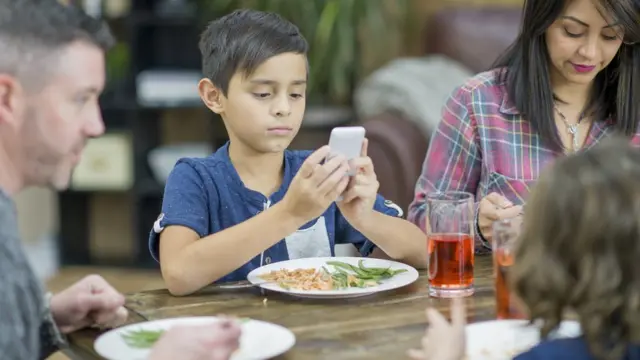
[200,52,307,154]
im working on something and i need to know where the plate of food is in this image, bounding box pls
[246,257,419,299]
[94,316,295,360]
[465,319,582,359]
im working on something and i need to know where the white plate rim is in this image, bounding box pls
[246,256,419,296]
[466,319,582,335]
[94,316,296,360]
[465,319,582,359]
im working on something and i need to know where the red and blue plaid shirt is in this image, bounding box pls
[407,68,640,249]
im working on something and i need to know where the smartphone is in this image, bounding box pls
[327,126,366,176]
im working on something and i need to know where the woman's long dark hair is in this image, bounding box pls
[493,0,640,152]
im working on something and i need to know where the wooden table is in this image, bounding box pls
[66,255,498,359]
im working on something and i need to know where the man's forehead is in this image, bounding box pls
[46,40,105,90]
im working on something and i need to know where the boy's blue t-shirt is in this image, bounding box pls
[515,337,640,360]
[148,142,404,283]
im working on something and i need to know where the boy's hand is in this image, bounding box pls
[337,139,379,227]
[407,297,466,360]
[282,146,350,223]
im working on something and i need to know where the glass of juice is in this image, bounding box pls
[426,191,475,298]
[492,217,527,319]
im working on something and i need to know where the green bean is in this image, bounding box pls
[305,260,409,289]
[333,274,347,288]
[121,317,251,348]
[341,262,372,278]
[358,260,380,274]
[121,329,163,348]
[326,261,356,273]
[357,260,394,275]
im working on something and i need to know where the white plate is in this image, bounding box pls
[94,316,295,360]
[246,257,419,299]
[466,319,582,360]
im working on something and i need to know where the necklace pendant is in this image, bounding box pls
[568,125,578,135]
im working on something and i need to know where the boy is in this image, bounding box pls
[149,9,427,296]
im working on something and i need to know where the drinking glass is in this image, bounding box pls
[426,191,475,298]
[492,217,527,319]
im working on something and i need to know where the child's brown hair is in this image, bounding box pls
[511,137,640,360]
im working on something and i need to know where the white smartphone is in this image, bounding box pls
[327,126,366,176]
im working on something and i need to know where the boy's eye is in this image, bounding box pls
[253,93,270,98]
[290,93,303,99]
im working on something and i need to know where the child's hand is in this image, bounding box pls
[337,139,379,226]
[282,146,350,222]
[407,297,466,360]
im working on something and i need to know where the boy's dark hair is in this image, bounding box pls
[512,136,640,360]
[198,9,308,95]
[0,0,114,88]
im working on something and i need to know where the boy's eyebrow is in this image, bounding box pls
[249,79,307,85]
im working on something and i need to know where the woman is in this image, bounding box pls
[407,0,640,248]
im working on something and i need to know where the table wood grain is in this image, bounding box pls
[67,255,498,359]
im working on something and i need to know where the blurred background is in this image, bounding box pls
[14,2,526,354]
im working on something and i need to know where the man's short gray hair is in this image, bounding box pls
[0,0,114,89]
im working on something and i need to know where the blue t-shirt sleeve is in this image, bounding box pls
[514,338,592,360]
[513,349,543,360]
[148,160,213,262]
[335,195,405,256]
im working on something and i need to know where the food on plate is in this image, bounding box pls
[258,260,407,291]
[120,318,250,349]
[121,329,163,349]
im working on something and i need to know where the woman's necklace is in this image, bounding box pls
[553,103,585,152]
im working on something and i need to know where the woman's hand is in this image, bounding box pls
[478,193,522,242]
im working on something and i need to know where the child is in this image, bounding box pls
[148,9,427,296]
[409,138,640,360]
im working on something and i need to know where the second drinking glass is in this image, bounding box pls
[492,217,527,319]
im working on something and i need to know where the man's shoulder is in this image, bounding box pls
[0,191,18,241]
[0,190,30,273]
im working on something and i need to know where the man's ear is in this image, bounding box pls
[198,78,225,114]
[0,74,23,127]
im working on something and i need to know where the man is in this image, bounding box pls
[0,1,240,359]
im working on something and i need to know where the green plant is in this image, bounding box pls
[198,0,409,105]
[105,42,130,84]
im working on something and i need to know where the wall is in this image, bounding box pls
[403,0,524,55]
